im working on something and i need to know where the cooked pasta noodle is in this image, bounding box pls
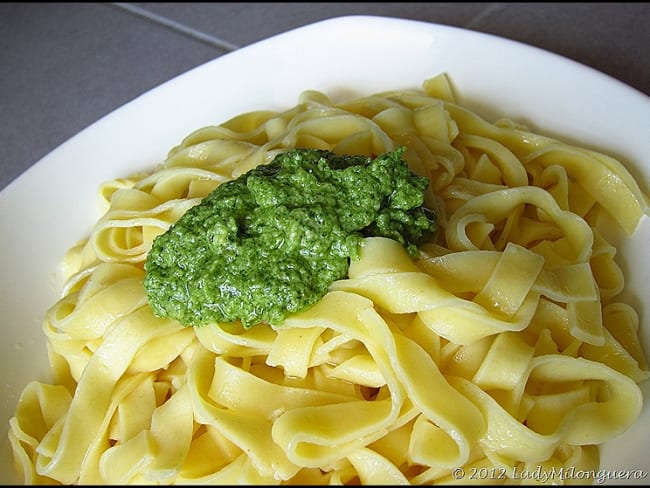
[8,73,649,485]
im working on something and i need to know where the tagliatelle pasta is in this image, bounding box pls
[8,73,649,485]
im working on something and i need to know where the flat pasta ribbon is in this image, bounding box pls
[8,73,648,485]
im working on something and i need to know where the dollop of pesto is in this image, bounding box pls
[144,147,436,328]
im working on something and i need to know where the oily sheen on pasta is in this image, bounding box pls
[8,74,649,485]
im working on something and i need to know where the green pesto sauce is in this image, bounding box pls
[143,147,436,328]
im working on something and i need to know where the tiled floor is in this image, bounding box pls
[1,2,648,191]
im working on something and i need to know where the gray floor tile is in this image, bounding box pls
[130,2,491,47]
[472,2,649,97]
[0,2,226,191]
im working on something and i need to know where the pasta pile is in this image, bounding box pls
[8,74,649,485]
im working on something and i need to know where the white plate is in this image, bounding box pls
[1,15,648,484]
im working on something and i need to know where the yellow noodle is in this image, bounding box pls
[7,73,648,484]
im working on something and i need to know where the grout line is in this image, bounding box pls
[464,2,506,30]
[110,2,241,52]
